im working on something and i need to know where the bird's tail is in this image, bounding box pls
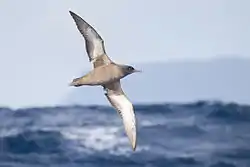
[69,77,83,87]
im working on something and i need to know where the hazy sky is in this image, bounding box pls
[0,0,249,108]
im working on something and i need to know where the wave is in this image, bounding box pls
[0,101,250,166]
[1,100,250,117]
[205,102,250,122]
[1,130,64,154]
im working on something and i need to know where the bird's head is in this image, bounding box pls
[121,65,142,76]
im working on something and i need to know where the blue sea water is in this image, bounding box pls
[0,101,250,167]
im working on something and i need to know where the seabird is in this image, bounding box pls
[68,11,141,151]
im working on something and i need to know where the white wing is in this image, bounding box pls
[104,81,137,151]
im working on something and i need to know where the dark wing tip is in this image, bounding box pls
[69,10,76,16]
[69,10,81,20]
[68,10,91,31]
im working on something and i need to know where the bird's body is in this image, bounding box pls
[70,63,131,87]
[68,10,141,151]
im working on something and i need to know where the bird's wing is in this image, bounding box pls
[104,81,137,151]
[69,11,112,68]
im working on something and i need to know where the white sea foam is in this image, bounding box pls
[0,128,21,137]
[140,119,167,127]
[61,126,125,149]
[60,126,149,155]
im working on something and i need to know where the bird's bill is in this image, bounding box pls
[133,69,142,73]
[69,81,75,86]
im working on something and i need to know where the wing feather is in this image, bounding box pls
[69,11,111,67]
[104,81,137,151]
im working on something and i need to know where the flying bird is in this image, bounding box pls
[68,11,141,151]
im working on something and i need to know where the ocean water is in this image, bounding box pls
[0,101,250,167]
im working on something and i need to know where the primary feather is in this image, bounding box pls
[69,11,111,67]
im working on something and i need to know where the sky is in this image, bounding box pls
[0,0,249,108]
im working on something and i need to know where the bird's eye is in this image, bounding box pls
[127,66,134,71]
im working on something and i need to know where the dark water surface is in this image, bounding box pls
[0,101,250,167]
